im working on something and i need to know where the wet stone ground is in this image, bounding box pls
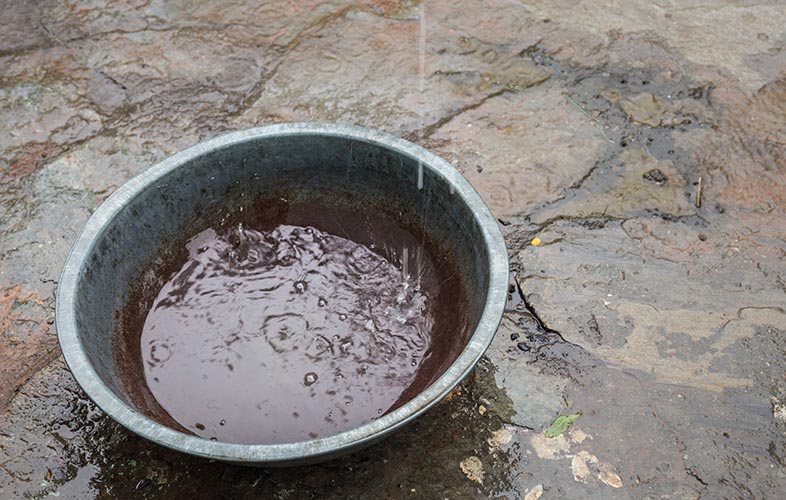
[2,0,786,498]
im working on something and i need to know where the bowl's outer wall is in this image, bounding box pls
[58,123,508,465]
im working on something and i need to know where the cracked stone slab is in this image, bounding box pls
[429,85,610,216]
[531,146,695,223]
[236,6,551,137]
[517,214,786,390]
[521,0,786,91]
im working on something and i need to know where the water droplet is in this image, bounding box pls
[338,313,347,321]
[411,360,417,367]
[294,281,306,293]
[318,297,327,307]
[195,423,205,431]
[304,372,318,386]
[219,419,226,426]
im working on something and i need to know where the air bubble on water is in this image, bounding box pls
[294,281,306,293]
[411,360,417,367]
[304,372,318,386]
[338,313,347,321]
[318,297,327,307]
[219,419,226,426]
[149,341,172,364]
[210,437,217,441]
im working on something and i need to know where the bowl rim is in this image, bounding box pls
[56,122,508,464]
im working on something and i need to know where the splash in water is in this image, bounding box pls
[141,224,435,444]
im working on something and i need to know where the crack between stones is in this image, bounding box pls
[511,274,580,348]
[225,4,360,121]
[685,467,709,487]
[567,161,602,191]
[531,213,627,235]
[1,347,60,412]
[497,418,534,431]
[404,89,510,142]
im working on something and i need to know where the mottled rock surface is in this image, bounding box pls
[2,0,786,498]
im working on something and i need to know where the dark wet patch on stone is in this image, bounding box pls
[655,331,716,361]
[575,217,610,231]
[643,168,668,185]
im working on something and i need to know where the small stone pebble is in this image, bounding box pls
[135,479,152,491]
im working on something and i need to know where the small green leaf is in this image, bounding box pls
[544,412,581,438]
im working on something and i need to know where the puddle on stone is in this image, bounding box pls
[119,201,472,445]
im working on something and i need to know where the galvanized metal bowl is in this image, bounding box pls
[56,123,508,466]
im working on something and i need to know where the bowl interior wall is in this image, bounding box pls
[73,135,491,422]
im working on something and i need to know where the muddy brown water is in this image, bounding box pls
[119,201,471,444]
